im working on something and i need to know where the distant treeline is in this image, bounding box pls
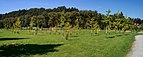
[0,6,143,30]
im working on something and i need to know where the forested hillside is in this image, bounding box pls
[0,6,142,31]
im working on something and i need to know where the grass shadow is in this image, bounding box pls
[0,44,63,57]
[69,35,79,41]
[70,35,78,37]
[107,35,115,38]
[0,38,28,41]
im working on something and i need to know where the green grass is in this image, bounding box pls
[0,29,136,57]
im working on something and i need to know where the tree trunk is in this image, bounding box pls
[106,26,108,38]
[65,32,69,40]
[106,26,108,34]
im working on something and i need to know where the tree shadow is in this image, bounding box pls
[69,35,79,41]
[0,38,28,41]
[0,44,63,57]
[70,35,78,37]
[107,35,115,38]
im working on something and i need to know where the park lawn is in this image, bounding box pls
[0,29,136,57]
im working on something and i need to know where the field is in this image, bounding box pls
[0,29,136,57]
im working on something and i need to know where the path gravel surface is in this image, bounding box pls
[127,35,143,57]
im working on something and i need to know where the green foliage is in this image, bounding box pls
[64,22,71,40]
[29,16,35,32]
[89,17,100,35]
[58,11,66,28]
[102,9,112,37]
[72,16,80,35]
[0,6,142,32]
[13,17,21,34]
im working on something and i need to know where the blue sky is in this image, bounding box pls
[0,0,143,19]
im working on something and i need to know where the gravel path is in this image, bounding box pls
[127,35,143,57]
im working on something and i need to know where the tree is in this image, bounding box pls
[89,17,99,35]
[72,16,80,35]
[13,17,21,34]
[64,22,71,40]
[122,15,129,32]
[102,9,112,37]
[29,16,35,33]
[128,18,136,32]
[94,21,100,34]
[113,11,123,32]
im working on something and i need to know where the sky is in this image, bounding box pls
[0,0,143,19]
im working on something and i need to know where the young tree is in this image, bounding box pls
[93,21,100,35]
[90,18,94,31]
[64,22,71,40]
[102,9,112,37]
[29,16,35,34]
[73,18,80,35]
[89,17,99,35]
[13,17,21,34]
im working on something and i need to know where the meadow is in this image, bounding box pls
[0,29,136,57]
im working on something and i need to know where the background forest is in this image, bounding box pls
[0,6,142,31]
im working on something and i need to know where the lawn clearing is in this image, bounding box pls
[0,29,136,57]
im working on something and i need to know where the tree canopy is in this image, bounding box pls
[0,6,142,30]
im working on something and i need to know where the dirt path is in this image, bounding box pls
[126,35,143,57]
